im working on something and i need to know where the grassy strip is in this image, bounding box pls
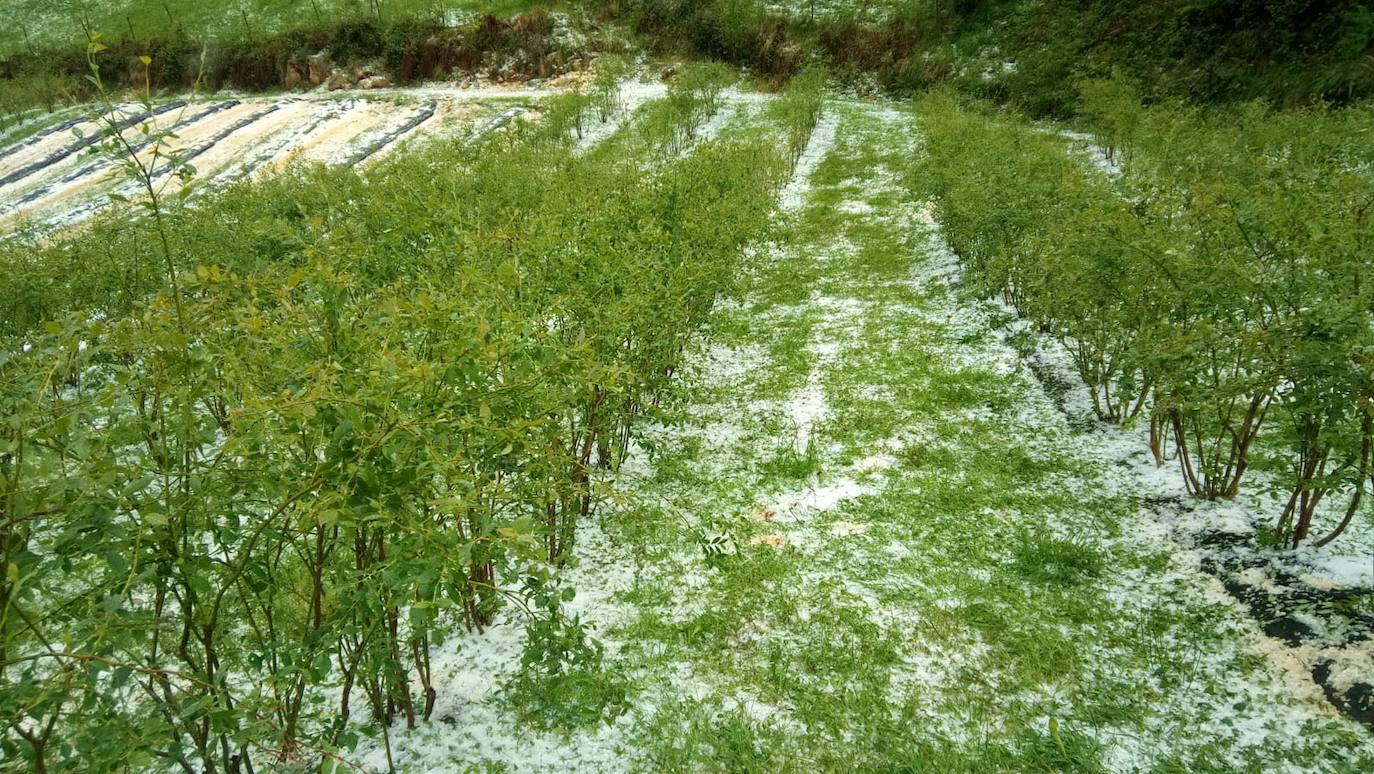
[0,0,551,54]
[0,7,600,120]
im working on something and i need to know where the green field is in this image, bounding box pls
[2,4,1373,772]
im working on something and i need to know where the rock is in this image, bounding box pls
[1263,615,1316,647]
[308,52,331,85]
[359,75,391,90]
[325,70,352,91]
[284,59,306,88]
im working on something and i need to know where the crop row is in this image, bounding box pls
[919,87,1374,550]
[0,69,825,772]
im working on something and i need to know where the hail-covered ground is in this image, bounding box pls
[341,101,1373,771]
[6,82,1371,769]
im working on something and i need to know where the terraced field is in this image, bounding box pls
[0,80,677,238]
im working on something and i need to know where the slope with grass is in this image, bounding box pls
[0,0,554,56]
[5,0,1370,128]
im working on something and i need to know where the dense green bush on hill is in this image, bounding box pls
[608,1,1374,114]
[994,0,1374,115]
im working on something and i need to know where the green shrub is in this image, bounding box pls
[917,90,1374,547]
[0,75,798,770]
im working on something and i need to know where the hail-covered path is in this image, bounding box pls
[345,102,1374,771]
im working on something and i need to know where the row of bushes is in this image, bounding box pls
[919,85,1374,549]
[0,68,825,771]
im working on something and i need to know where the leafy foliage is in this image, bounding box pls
[918,89,1374,548]
[507,580,627,729]
[0,63,829,771]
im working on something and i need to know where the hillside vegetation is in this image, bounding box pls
[1,1,1371,117]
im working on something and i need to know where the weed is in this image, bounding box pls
[1010,530,1105,587]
